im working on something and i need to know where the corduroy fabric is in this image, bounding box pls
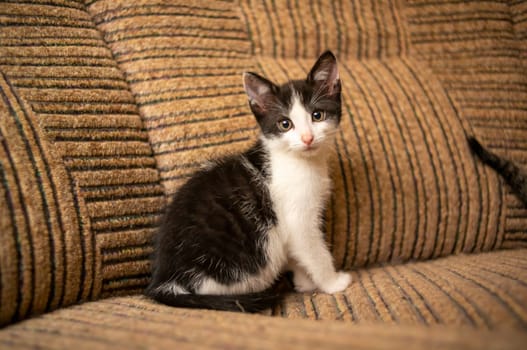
[1,302,525,350]
[85,0,258,197]
[512,1,527,47]
[0,1,165,326]
[85,0,522,272]
[0,0,526,333]
[239,0,410,58]
[0,72,90,326]
[274,248,527,328]
[0,249,526,349]
[405,0,527,248]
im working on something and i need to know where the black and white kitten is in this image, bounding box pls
[146,51,351,312]
[468,137,527,206]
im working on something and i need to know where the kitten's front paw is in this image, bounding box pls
[320,271,352,294]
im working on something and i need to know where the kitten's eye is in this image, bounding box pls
[312,110,326,122]
[277,118,293,132]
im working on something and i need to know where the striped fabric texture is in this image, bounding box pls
[0,0,526,334]
[274,248,527,327]
[0,249,526,349]
[405,0,527,248]
[0,304,524,350]
[0,0,166,325]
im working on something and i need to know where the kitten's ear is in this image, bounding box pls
[243,72,277,111]
[307,51,340,95]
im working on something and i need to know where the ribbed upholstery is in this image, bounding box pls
[0,1,165,325]
[405,0,527,249]
[0,1,526,345]
[275,249,527,328]
[0,249,526,349]
[85,0,258,196]
[239,0,410,58]
[1,300,525,350]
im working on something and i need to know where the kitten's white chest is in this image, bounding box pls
[268,152,331,239]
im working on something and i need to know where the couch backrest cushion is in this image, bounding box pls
[405,0,527,248]
[238,0,410,59]
[0,1,165,326]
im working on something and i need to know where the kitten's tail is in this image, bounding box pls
[145,287,281,313]
[468,136,527,206]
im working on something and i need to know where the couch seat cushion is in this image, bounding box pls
[1,249,526,349]
[275,248,527,328]
[0,298,525,350]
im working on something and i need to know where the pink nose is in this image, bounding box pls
[301,134,314,146]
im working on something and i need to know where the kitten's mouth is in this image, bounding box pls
[303,144,320,153]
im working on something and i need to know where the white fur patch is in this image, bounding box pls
[267,145,332,243]
[154,282,189,296]
[263,106,350,293]
[289,94,313,137]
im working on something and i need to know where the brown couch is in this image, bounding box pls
[1,0,526,348]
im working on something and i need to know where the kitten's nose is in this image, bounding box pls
[301,134,314,146]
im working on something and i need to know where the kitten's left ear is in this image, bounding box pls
[307,50,340,95]
[243,72,277,112]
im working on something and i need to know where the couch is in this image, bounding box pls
[0,0,526,348]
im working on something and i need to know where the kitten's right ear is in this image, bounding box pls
[307,51,340,95]
[243,72,276,111]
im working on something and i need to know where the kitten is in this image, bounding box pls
[468,137,527,206]
[146,51,352,312]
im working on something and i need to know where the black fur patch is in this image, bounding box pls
[148,141,276,292]
[468,137,527,206]
[147,287,282,313]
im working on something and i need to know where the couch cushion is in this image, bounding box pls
[0,1,165,326]
[84,0,259,196]
[238,0,410,58]
[275,248,527,328]
[254,56,505,270]
[1,301,524,350]
[405,0,527,248]
[0,249,526,349]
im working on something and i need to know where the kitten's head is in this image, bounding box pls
[243,51,341,157]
